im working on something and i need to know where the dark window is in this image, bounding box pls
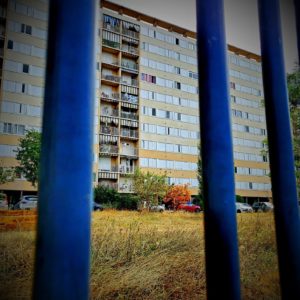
[22,83,26,93]
[176,38,179,45]
[26,25,32,35]
[7,40,13,49]
[23,64,29,73]
[21,24,25,33]
[152,108,156,116]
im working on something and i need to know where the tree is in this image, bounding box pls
[15,130,41,187]
[163,184,191,209]
[287,66,300,198]
[131,168,168,209]
[0,162,15,185]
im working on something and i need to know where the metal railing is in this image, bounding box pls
[120,111,138,120]
[102,74,120,83]
[99,144,119,154]
[101,92,120,101]
[120,129,138,138]
[100,126,119,135]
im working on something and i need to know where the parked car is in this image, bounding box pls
[150,204,165,212]
[252,202,274,212]
[93,202,104,211]
[236,202,253,213]
[15,195,38,210]
[177,203,201,213]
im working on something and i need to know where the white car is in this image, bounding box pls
[16,195,38,210]
[236,202,253,213]
[150,204,165,212]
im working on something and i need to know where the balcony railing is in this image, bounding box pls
[99,144,119,155]
[120,148,138,157]
[119,166,135,174]
[121,78,138,87]
[102,74,120,83]
[122,28,139,39]
[99,166,118,173]
[100,126,119,135]
[121,61,138,71]
[120,129,138,139]
[121,45,138,55]
[120,111,138,120]
[101,109,119,117]
[102,59,119,67]
[121,93,138,104]
[101,92,120,101]
[118,183,134,192]
[103,22,120,33]
[98,182,118,190]
[102,39,120,49]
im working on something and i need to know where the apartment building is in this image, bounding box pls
[0,0,272,202]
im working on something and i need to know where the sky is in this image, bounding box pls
[109,0,298,73]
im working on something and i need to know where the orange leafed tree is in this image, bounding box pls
[163,184,191,208]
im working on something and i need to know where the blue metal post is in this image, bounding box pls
[33,1,96,299]
[258,0,300,298]
[196,0,241,299]
[295,0,300,64]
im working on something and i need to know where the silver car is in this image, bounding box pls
[15,195,38,210]
[236,202,253,213]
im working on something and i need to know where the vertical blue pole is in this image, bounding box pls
[294,0,300,64]
[33,1,96,299]
[196,1,241,299]
[258,0,300,298]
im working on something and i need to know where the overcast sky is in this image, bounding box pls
[109,0,298,73]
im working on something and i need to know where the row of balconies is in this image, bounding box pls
[101,74,138,87]
[102,38,139,55]
[100,126,139,139]
[103,23,139,40]
[99,144,138,157]
[100,92,138,106]
[101,109,138,120]
[97,181,134,193]
[102,59,138,72]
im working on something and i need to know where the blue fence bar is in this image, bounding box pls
[258,0,300,298]
[196,0,241,299]
[33,1,96,299]
[295,0,300,64]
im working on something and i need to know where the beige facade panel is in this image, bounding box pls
[2,92,43,107]
[236,189,272,198]
[139,149,197,162]
[0,135,22,145]
[232,131,265,142]
[5,51,46,68]
[140,167,196,178]
[0,157,19,167]
[0,113,41,127]
[235,174,270,183]
[3,71,44,86]
[234,160,269,169]
[140,133,198,146]
[0,180,36,191]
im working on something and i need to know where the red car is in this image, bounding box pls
[177,203,201,213]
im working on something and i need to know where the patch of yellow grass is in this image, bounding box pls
[0,211,279,299]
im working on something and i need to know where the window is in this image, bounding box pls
[23,64,29,73]
[175,81,181,89]
[152,108,156,116]
[7,40,13,49]
[22,83,26,93]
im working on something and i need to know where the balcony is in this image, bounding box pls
[102,39,120,51]
[101,92,120,103]
[100,126,119,136]
[102,59,119,70]
[122,28,139,39]
[101,109,119,118]
[119,165,135,174]
[99,144,119,156]
[120,129,138,139]
[121,61,138,73]
[118,183,134,193]
[120,111,138,120]
[98,168,118,180]
[101,74,121,86]
[121,78,138,87]
[98,182,118,190]
[120,148,138,158]
[103,22,120,33]
[121,93,138,105]
[121,45,139,57]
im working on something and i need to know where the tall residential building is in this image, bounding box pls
[0,0,272,203]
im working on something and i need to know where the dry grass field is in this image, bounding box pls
[0,210,280,299]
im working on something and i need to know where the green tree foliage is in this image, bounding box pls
[287,66,300,197]
[0,162,15,185]
[132,168,168,209]
[94,185,139,210]
[15,130,41,187]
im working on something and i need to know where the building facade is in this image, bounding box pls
[0,0,272,202]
